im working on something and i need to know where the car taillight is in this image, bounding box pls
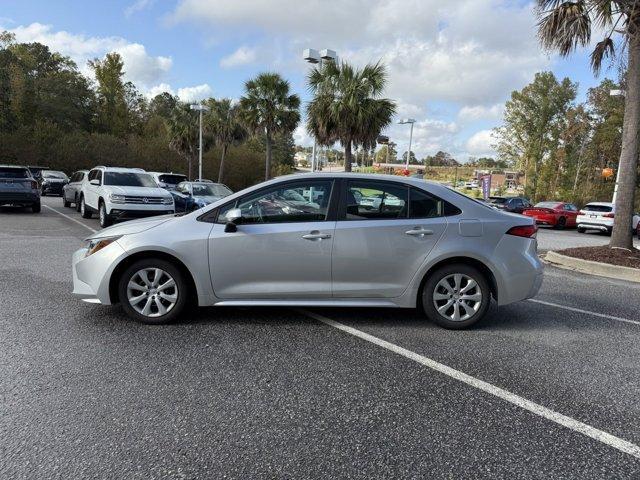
[506,225,537,238]
[603,213,615,218]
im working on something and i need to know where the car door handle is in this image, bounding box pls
[405,228,434,237]
[302,232,332,240]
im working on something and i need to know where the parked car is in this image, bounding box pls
[488,196,532,214]
[576,202,640,235]
[79,166,175,228]
[522,201,578,229]
[40,170,69,196]
[148,172,188,191]
[27,166,50,185]
[0,165,40,212]
[171,181,233,213]
[62,170,89,210]
[71,173,543,329]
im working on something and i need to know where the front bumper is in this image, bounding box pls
[109,208,175,221]
[72,241,126,304]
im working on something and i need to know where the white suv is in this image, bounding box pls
[79,167,175,228]
[577,201,639,234]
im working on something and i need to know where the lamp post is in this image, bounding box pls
[608,89,625,203]
[190,103,210,181]
[398,118,416,170]
[303,48,337,172]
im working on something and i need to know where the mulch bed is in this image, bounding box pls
[557,246,640,269]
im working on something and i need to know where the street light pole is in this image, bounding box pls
[190,103,210,181]
[398,118,416,170]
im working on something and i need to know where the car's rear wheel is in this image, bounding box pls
[99,201,112,228]
[31,201,41,213]
[80,196,92,218]
[555,216,566,230]
[118,259,187,324]
[422,264,490,329]
[577,227,586,233]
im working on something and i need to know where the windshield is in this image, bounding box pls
[534,202,560,209]
[159,174,187,185]
[104,172,157,187]
[42,171,68,180]
[0,167,30,178]
[192,183,233,197]
[582,204,613,213]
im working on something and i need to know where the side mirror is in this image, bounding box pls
[89,179,100,186]
[224,208,243,233]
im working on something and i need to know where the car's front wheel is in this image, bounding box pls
[63,194,71,208]
[99,201,112,228]
[80,196,91,218]
[422,264,490,329]
[118,259,187,324]
[31,201,41,213]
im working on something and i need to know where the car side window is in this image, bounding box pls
[409,188,461,218]
[343,181,408,220]
[88,170,97,182]
[219,180,333,224]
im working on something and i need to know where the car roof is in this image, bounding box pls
[0,164,30,169]
[94,166,146,173]
[584,201,613,206]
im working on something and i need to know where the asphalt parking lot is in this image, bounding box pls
[1,196,640,479]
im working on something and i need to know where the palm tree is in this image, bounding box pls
[239,73,300,180]
[205,98,247,183]
[537,1,640,248]
[306,61,396,172]
[167,103,198,180]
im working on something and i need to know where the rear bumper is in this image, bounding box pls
[0,191,39,205]
[492,236,544,306]
[577,222,612,232]
[42,184,64,195]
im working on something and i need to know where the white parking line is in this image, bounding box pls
[43,205,97,234]
[301,309,640,460]
[528,299,640,326]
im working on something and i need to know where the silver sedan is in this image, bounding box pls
[71,173,543,329]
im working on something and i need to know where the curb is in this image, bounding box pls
[545,251,640,283]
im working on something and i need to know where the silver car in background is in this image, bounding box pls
[71,173,543,329]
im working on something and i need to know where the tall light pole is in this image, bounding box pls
[399,118,416,170]
[190,103,210,181]
[303,48,337,172]
[609,89,624,203]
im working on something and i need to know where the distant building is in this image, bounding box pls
[294,151,310,166]
[474,170,524,190]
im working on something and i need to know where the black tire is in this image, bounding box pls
[63,195,71,208]
[577,227,586,233]
[422,263,491,330]
[555,216,566,230]
[80,196,92,218]
[118,258,188,325]
[99,201,112,228]
[31,201,41,213]
[75,194,81,212]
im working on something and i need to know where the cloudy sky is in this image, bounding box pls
[1,0,605,161]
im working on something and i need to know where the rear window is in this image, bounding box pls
[534,202,560,209]
[159,174,187,185]
[582,204,612,213]
[42,170,68,180]
[0,167,30,178]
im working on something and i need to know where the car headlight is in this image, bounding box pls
[85,236,122,257]
[109,193,126,204]
[162,197,174,205]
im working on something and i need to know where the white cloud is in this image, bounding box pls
[220,46,257,68]
[147,83,175,98]
[177,83,213,102]
[458,104,504,122]
[465,130,496,156]
[125,0,155,18]
[6,23,172,90]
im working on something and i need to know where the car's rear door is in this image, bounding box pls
[331,179,448,298]
[208,178,336,299]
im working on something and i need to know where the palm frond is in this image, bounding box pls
[590,37,616,74]
[537,1,591,56]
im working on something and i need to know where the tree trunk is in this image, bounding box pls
[187,155,192,181]
[610,31,640,249]
[265,132,272,181]
[344,139,352,172]
[218,144,227,184]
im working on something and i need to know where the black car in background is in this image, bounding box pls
[488,196,532,214]
[0,165,41,213]
[27,166,50,184]
[40,170,69,196]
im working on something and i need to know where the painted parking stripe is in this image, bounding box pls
[43,204,97,234]
[528,299,640,326]
[301,309,640,460]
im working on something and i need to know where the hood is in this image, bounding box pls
[106,186,173,198]
[88,214,175,240]
[194,195,224,204]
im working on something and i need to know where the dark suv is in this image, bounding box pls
[488,196,532,214]
[0,165,41,212]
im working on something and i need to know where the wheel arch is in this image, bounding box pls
[416,256,498,309]
[108,250,199,306]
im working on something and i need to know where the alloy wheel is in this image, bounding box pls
[432,273,483,322]
[126,268,178,317]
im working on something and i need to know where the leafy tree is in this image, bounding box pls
[536,0,640,248]
[239,73,300,180]
[402,150,419,164]
[306,61,396,172]
[205,98,247,183]
[424,151,460,167]
[167,103,199,180]
[494,72,577,200]
[375,144,397,163]
[89,52,130,136]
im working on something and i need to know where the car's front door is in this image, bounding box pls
[331,180,449,298]
[208,179,336,299]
